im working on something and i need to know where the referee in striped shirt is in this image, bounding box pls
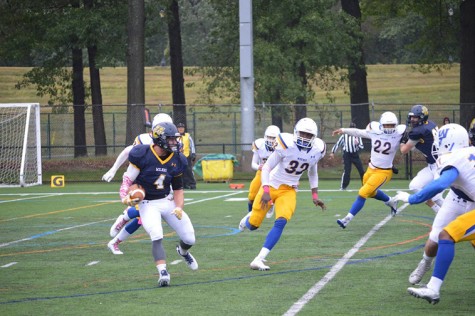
[329,122,365,190]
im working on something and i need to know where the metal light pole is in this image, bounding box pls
[239,0,254,153]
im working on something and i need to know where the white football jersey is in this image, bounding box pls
[133,132,154,146]
[263,133,326,188]
[437,146,475,201]
[252,138,274,164]
[343,122,405,169]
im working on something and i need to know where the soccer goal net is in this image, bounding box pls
[0,103,42,187]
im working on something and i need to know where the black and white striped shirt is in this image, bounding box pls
[331,134,364,154]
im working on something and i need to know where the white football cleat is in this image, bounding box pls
[110,214,128,237]
[385,197,399,216]
[409,258,432,284]
[337,217,350,229]
[266,205,275,219]
[107,239,123,255]
[239,213,251,232]
[407,286,440,304]
[158,270,170,287]
[250,257,270,271]
[176,245,198,270]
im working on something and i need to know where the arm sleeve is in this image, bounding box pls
[261,152,280,186]
[251,151,260,171]
[343,128,371,139]
[109,145,133,172]
[408,167,459,204]
[308,164,319,188]
[119,164,140,199]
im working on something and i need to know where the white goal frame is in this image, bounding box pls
[0,103,42,187]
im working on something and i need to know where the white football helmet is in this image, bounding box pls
[152,113,173,129]
[293,118,318,149]
[379,112,398,134]
[433,123,469,156]
[264,125,280,151]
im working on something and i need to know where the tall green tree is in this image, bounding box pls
[126,0,146,144]
[195,0,356,131]
[362,0,475,126]
[0,0,128,157]
[341,0,370,128]
[459,0,475,129]
[164,0,187,124]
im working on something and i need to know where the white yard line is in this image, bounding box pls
[0,219,112,248]
[0,191,242,248]
[86,261,100,266]
[0,194,61,204]
[283,213,395,316]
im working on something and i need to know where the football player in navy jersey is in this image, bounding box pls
[107,113,173,255]
[398,106,455,286]
[400,104,444,213]
[119,122,198,287]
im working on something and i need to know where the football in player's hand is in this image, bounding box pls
[128,184,146,202]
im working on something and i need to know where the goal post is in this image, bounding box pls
[0,103,42,187]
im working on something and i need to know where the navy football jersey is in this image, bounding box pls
[408,120,438,164]
[128,144,187,200]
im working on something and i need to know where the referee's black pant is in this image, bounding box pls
[183,156,197,189]
[341,151,365,190]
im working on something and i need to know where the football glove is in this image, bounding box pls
[191,153,196,162]
[102,169,117,182]
[313,199,327,210]
[394,191,410,203]
[171,207,184,220]
[122,194,141,206]
[392,166,399,174]
[400,131,409,144]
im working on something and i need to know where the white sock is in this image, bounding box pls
[116,228,131,242]
[423,252,434,263]
[427,276,443,293]
[122,208,131,221]
[157,263,167,273]
[346,213,354,221]
[257,247,270,260]
[177,245,188,255]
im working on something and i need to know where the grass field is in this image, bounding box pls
[1,180,474,315]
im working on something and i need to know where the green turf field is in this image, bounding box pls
[1,180,473,315]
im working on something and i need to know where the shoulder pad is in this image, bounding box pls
[313,138,326,154]
[396,125,407,134]
[133,133,151,145]
[129,144,149,160]
[254,138,265,148]
[276,133,294,150]
[177,152,188,166]
[367,121,383,134]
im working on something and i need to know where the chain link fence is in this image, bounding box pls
[38,103,461,182]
